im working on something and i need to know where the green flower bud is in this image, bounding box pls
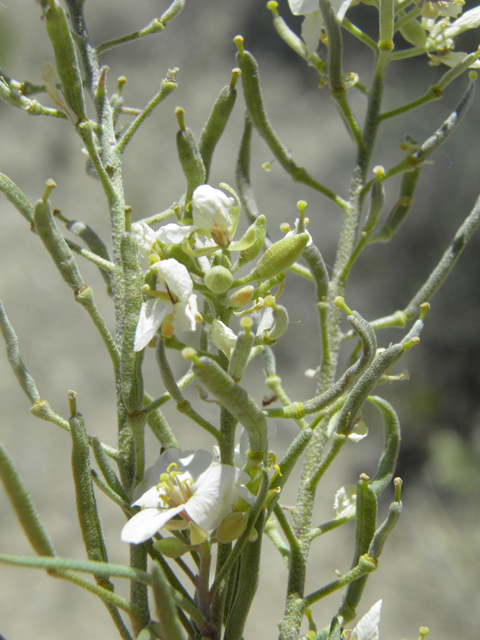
[399,18,427,47]
[205,265,233,293]
[153,537,191,558]
[253,232,309,280]
[216,511,249,544]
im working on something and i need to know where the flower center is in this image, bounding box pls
[156,463,194,509]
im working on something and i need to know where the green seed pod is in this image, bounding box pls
[0,441,56,557]
[368,396,401,497]
[253,232,309,280]
[236,44,296,173]
[193,356,268,453]
[399,17,427,47]
[409,79,476,167]
[160,0,186,24]
[45,0,87,121]
[120,231,144,413]
[234,215,266,272]
[205,265,234,294]
[70,410,110,583]
[175,109,206,214]
[34,189,84,291]
[319,0,344,92]
[0,301,40,404]
[228,328,255,381]
[368,498,402,561]
[199,81,238,182]
[343,474,377,610]
[57,213,112,293]
[0,172,35,224]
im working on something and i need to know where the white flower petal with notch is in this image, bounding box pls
[134,297,171,352]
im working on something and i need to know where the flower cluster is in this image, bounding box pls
[287,0,480,70]
[121,448,251,545]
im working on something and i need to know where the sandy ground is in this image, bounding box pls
[1,1,480,639]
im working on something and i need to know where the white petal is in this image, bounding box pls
[173,294,199,332]
[301,11,323,53]
[121,505,184,544]
[132,222,157,259]
[155,258,193,301]
[192,185,233,232]
[186,464,248,531]
[257,306,275,335]
[350,600,382,640]
[333,485,356,518]
[134,298,170,351]
[445,6,480,37]
[288,0,319,15]
[337,0,353,22]
[156,223,195,245]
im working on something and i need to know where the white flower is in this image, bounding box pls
[132,221,195,260]
[134,258,200,351]
[288,0,353,53]
[132,222,158,260]
[346,600,382,640]
[424,6,480,67]
[192,184,236,248]
[121,449,250,545]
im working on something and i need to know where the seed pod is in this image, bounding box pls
[234,215,266,272]
[236,43,297,173]
[193,356,267,453]
[371,167,420,243]
[199,79,238,181]
[343,474,377,610]
[70,409,110,586]
[34,188,84,291]
[368,396,400,497]
[252,232,309,280]
[57,213,112,293]
[45,1,87,121]
[0,172,35,224]
[228,329,255,381]
[319,0,344,92]
[175,108,206,214]
[0,441,55,558]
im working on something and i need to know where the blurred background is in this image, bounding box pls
[1,0,479,638]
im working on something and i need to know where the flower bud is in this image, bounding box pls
[253,232,309,280]
[216,511,249,543]
[153,537,191,558]
[205,265,233,293]
[230,285,254,307]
